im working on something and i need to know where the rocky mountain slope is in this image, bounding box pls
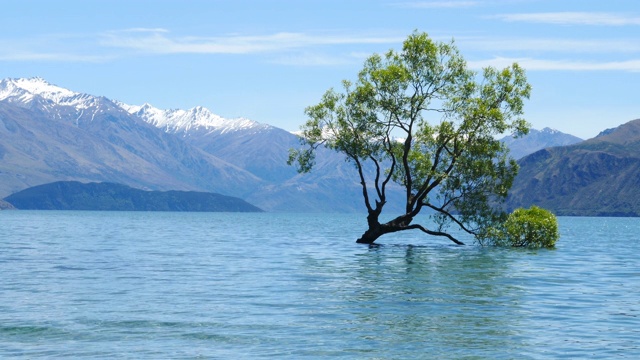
[119,102,300,184]
[506,119,640,216]
[0,78,263,200]
[500,127,583,160]
[0,77,370,212]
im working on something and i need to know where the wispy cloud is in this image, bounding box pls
[272,53,355,67]
[458,37,640,53]
[458,33,640,72]
[494,12,640,26]
[0,52,113,62]
[394,1,479,8]
[272,51,373,66]
[0,33,114,63]
[469,57,640,71]
[101,29,404,55]
[0,28,403,65]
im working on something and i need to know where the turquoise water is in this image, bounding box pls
[1,211,638,358]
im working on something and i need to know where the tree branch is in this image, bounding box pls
[405,224,465,245]
[369,154,384,201]
[424,202,478,236]
[348,151,373,213]
[411,138,458,218]
[381,133,397,195]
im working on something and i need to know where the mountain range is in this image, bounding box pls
[506,118,640,216]
[2,76,633,216]
[500,127,583,160]
[0,77,377,212]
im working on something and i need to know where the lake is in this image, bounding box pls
[1,211,638,358]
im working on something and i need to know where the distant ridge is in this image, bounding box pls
[118,102,270,135]
[3,181,263,212]
[507,119,640,216]
[500,127,583,160]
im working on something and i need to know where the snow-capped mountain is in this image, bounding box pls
[500,127,583,160]
[0,77,265,202]
[0,77,77,104]
[119,102,271,135]
[0,76,374,212]
[0,77,129,127]
[0,77,108,110]
[117,100,300,184]
[0,77,266,135]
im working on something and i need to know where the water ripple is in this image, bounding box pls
[0,212,638,358]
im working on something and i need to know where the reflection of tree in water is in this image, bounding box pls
[344,244,528,356]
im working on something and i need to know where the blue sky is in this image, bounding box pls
[2,0,639,139]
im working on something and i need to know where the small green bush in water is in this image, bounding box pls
[487,206,559,248]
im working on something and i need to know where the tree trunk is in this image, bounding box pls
[354,210,465,245]
[356,224,385,244]
[356,213,413,244]
[356,210,386,244]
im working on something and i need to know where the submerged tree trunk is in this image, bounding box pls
[355,212,414,244]
[356,224,386,244]
[355,211,466,245]
[356,211,384,244]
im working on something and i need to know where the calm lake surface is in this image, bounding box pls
[1,211,638,359]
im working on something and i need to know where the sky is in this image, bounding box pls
[2,0,639,139]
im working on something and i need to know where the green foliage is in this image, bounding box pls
[289,31,534,244]
[483,206,559,248]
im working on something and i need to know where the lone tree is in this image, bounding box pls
[288,32,531,245]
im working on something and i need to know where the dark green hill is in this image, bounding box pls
[3,181,263,212]
[506,119,640,216]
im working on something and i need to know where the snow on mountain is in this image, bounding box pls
[119,102,271,135]
[500,126,583,160]
[540,127,561,135]
[0,77,270,200]
[0,77,273,136]
[0,77,102,109]
[0,77,74,100]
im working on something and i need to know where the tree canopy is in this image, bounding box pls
[482,206,559,248]
[288,31,532,245]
